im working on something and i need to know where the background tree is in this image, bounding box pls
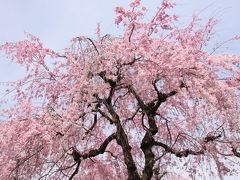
[0,0,240,179]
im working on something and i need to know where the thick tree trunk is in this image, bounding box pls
[141,115,158,180]
[116,122,141,180]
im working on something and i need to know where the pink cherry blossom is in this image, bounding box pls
[0,0,240,179]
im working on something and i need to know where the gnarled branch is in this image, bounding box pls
[69,133,117,179]
[154,141,204,158]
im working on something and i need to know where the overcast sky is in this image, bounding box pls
[0,0,239,83]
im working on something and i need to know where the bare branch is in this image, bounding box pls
[154,141,204,158]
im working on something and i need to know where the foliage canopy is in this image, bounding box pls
[0,0,240,179]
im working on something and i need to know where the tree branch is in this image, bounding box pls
[232,147,240,158]
[128,85,147,110]
[95,108,113,123]
[69,133,117,179]
[87,38,99,55]
[153,141,204,158]
[128,23,135,42]
[152,79,177,112]
[122,56,142,66]
[154,133,224,158]
[99,71,116,87]
[85,113,97,135]
[69,161,81,180]
[82,133,117,158]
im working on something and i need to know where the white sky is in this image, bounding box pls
[0,0,239,83]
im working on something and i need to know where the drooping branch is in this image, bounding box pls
[86,37,99,55]
[153,133,224,158]
[153,141,204,158]
[11,145,44,178]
